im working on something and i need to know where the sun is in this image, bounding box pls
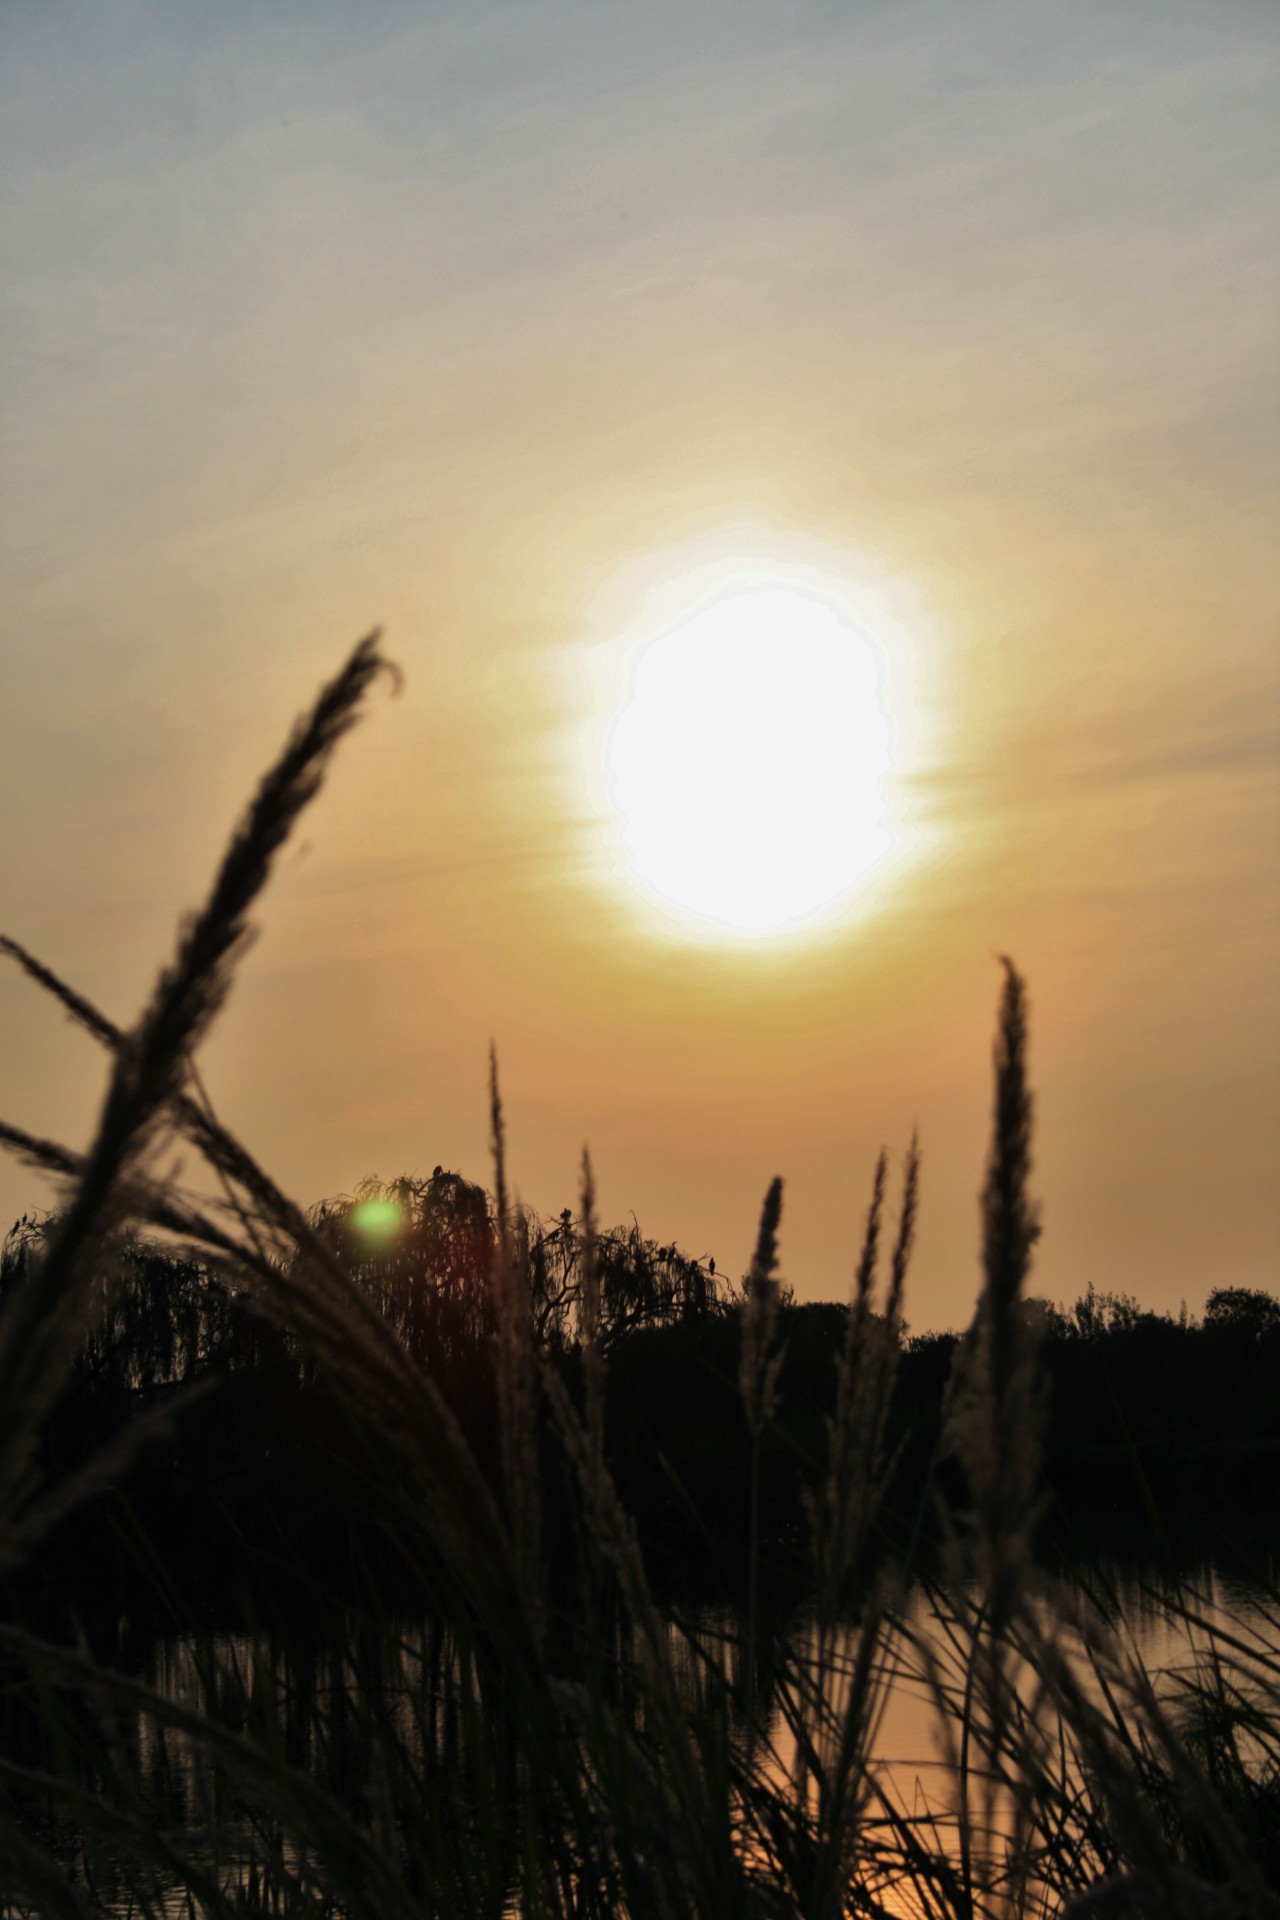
[605,583,893,936]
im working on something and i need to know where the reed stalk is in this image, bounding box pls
[1,645,1274,1919]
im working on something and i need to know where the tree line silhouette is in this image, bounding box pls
[0,626,1274,1912]
[3,1171,1276,1613]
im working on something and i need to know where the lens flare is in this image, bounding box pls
[350,1197,404,1244]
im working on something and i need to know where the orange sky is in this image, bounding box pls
[2,2,1277,1328]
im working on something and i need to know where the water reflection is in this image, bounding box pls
[5,1543,1274,1916]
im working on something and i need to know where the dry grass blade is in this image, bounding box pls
[539,1362,735,1912]
[812,1142,917,1626]
[0,1623,422,1920]
[137,629,396,1085]
[3,622,1275,1920]
[486,1047,544,1647]
[945,956,1046,1632]
[885,1131,920,1331]
[925,959,1048,1913]
[0,631,395,1568]
[577,1145,606,1479]
[980,957,1039,1410]
[853,1152,888,1320]
[0,1118,288,1278]
[0,935,123,1049]
[171,1109,520,1603]
[0,1120,83,1183]
[739,1174,784,1439]
[0,1818,99,1920]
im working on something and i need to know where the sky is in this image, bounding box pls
[2,0,1277,1330]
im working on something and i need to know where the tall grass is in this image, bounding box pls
[1,635,1276,1917]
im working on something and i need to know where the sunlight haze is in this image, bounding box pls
[1,0,1277,1328]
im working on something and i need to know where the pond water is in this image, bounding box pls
[5,1538,1276,1917]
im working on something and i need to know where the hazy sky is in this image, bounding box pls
[3,0,1277,1328]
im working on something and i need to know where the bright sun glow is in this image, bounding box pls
[607,585,893,935]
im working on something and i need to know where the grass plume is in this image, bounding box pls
[0,647,1275,1919]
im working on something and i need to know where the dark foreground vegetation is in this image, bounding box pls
[3,1187,1276,1613]
[1,633,1277,1917]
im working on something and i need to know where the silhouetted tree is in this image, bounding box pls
[309,1167,496,1366]
[1204,1286,1280,1340]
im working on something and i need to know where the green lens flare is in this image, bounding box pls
[350,1197,403,1242]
